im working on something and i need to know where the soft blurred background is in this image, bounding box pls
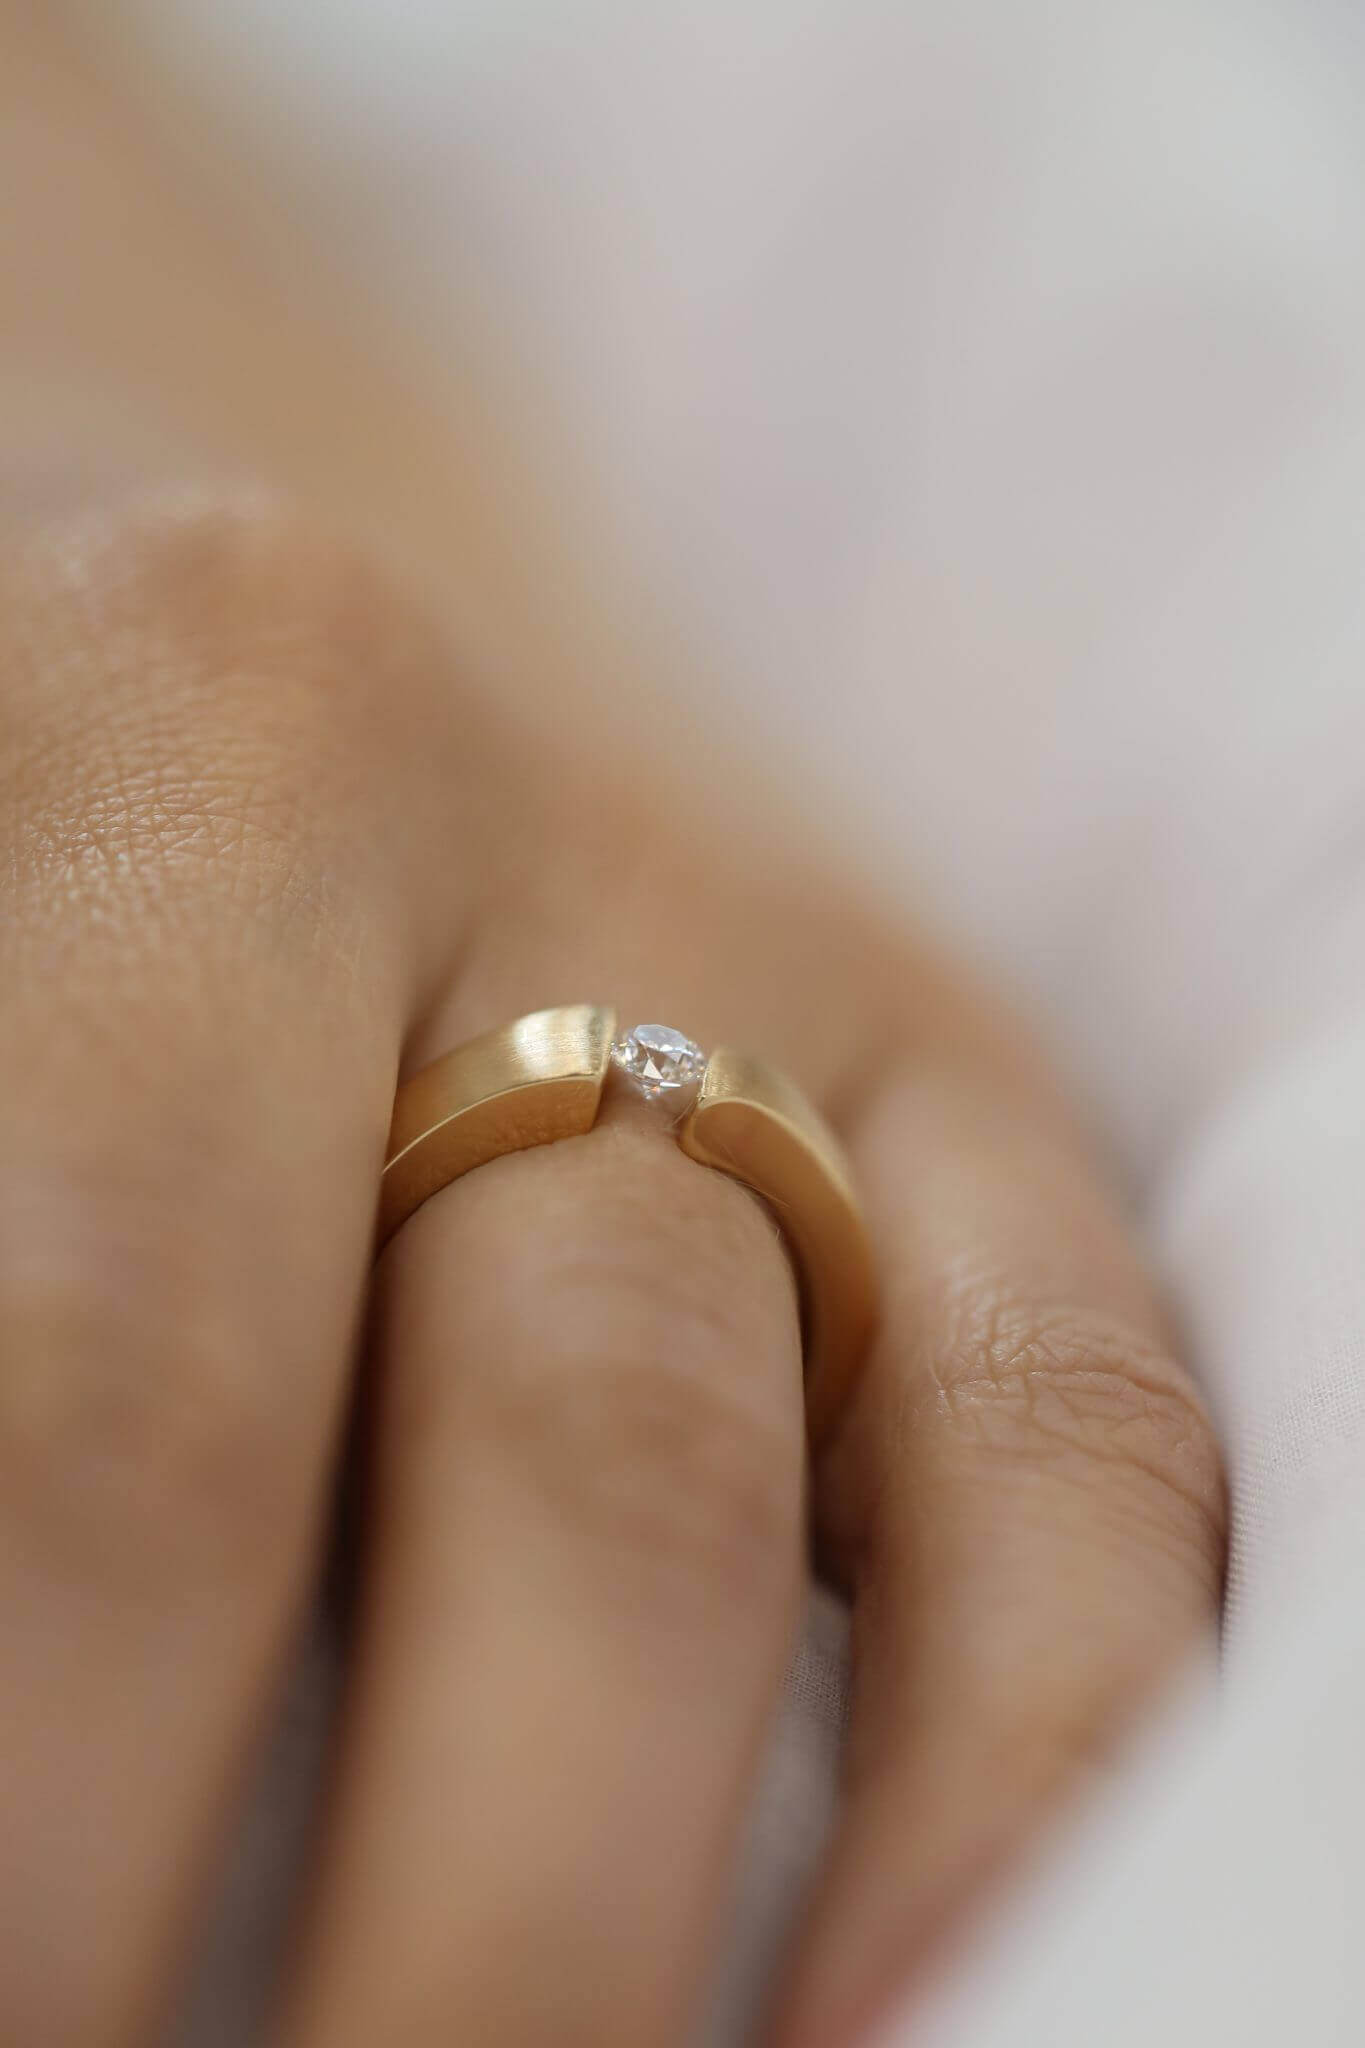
[8,4,1365,2042]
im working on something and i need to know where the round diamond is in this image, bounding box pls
[612,1022,707,1100]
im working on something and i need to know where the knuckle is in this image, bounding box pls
[420,1134,807,1621]
[3,486,442,940]
[481,1284,803,1617]
[934,1295,1227,1564]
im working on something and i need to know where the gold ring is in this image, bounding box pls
[378,1005,876,1444]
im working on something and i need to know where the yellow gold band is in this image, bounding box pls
[378,1004,876,1444]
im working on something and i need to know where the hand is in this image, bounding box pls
[0,492,1225,2047]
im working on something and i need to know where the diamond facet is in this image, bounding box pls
[611,1022,707,1100]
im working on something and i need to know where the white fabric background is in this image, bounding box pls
[107,3,1365,2042]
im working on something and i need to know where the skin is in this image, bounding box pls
[0,13,1227,2045]
[0,495,1224,2048]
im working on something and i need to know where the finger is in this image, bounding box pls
[277,1079,807,2048]
[776,1020,1227,2046]
[0,497,458,2045]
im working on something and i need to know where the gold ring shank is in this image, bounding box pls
[378,1005,875,1444]
[677,1048,875,1444]
[378,1005,616,1246]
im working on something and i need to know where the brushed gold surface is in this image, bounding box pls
[678,1049,877,1446]
[379,1006,875,1442]
[377,1004,617,1247]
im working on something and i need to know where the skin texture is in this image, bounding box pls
[0,495,1225,2047]
[0,13,1225,2043]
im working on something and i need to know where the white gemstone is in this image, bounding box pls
[612,1022,707,1100]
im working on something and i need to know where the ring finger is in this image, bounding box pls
[277,1040,809,2048]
